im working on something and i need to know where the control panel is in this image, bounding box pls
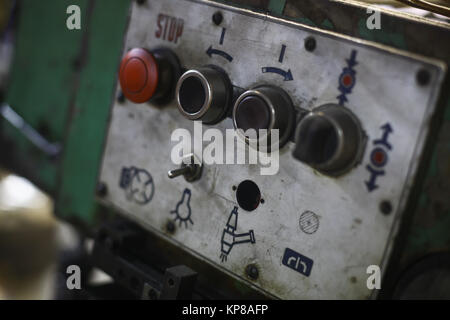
[99,0,446,299]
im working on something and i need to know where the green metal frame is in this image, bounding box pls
[57,0,130,224]
[2,0,129,225]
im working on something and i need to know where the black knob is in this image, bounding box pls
[232,85,295,151]
[293,104,365,176]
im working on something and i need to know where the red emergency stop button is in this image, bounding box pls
[119,48,159,103]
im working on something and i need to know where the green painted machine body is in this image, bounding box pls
[2,0,130,224]
[1,0,449,296]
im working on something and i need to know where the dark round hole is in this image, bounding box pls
[236,180,261,211]
[416,69,430,86]
[167,278,175,287]
[380,200,393,215]
[235,95,271,133]
[178,76,206,114]
[304,36,316,52]
[212,11,223,25]
[296,116,338,165]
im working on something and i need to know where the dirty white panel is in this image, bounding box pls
[99,0,446,299]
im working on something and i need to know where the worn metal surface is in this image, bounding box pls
[262,0,450,298]
[99,0,446,299]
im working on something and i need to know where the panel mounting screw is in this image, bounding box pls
[380,200,392,215]
[304,36,316,52]
[246,264,259,280]
[96,182,108,197]
[416,69,430,86]
[212,11,223,26]
[166,221,176,234]
[147,288,158,300]
[136,0,146,5]
[117,91,125,103]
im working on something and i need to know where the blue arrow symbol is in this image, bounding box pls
[365,165,385,192]
[347,50,358,68]
[206,46,233,62]
[374,123,393,150]
[261,67,293,81]
[337,93,348,106]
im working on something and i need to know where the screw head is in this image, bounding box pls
[212,11,223,26]
[416,69,430,86]
[117,91,125,103]
[380,200,393,215]
[166,221,176,233]
[96,182,108,197]
[246,264,259,280]
[304,37,316,52]
[136,0,146,5]
[147,288,158,300]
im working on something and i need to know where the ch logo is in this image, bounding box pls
[282,248,314,277]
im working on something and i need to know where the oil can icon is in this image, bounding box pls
[220,206,255,262]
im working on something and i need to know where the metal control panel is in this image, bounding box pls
[99,0,446,299]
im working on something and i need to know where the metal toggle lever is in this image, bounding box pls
[167,153,202,182]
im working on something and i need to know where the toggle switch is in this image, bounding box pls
[167,154,202,182]
[293,103,366,176]
[232,85,295,150]
[119,48,181,104]
[175,66,232,124]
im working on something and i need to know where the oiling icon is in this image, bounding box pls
[170,188,194,228]
[220,206,255,262]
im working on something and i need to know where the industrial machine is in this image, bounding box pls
[0,0,449,300]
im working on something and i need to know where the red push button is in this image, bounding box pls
[119,48,159,103]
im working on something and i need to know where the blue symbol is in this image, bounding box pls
[337,50,358,106]
[374,123,393,150]
[261,67,293,81]
[365,122,394,192]
[220,207,255,262]
[279,44,286,63]
[170,188,194,228]
[282,248,313,277]
[370,147,388,168]
[219,28,226,45]
[206,45,233,62]
[365,165,385,192]
[119,166,154,205]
